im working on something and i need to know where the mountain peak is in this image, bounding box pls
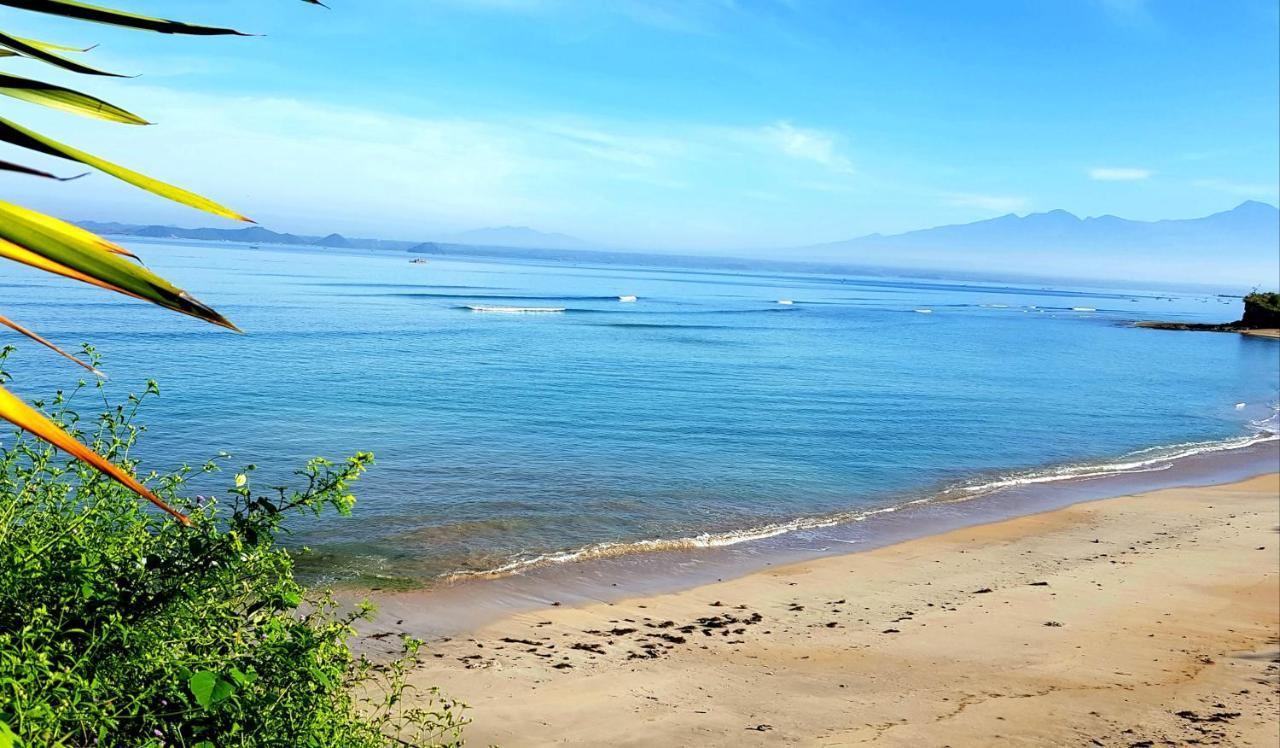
[1030,208,1081,222]
[1232,200,1279,215]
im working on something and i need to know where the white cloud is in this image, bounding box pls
[6,87,875,249]
[759,121,855,175]
[1088,167,1153,181]
[943,193,1029,213]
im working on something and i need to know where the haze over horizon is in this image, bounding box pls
[5,0,1278,280]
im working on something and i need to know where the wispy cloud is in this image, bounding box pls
[759,121,854,175]
[1088,167,1153,181]
[11,87,878,249]
[943,193,1029,213]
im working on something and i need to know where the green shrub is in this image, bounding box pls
[1243,291,1280,313]
[0,347,466,747]
[1240,291,1280,327]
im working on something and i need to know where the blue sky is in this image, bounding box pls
[4,0,1278,251]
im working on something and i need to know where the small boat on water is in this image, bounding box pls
[410,258,428,264]
[467,305,565,314]
[618,295,637,302]
[914,308,933,314]
[777,299,794,305]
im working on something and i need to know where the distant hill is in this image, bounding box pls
[442,226,587,250]
[77,203,1278,287]
[74,221,416,251]
[794,201,1279,285]
[74,221,586,253]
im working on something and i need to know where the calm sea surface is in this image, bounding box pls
[2,241,1276,585]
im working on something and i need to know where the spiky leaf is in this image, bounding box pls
[0,0,248,36]
[0,158,85,180]
[0,200,238,329]
[0,30,123,77]
[0,312,103,376]
[0,383,190,524]
[0,73,149,124]
[0,117,251,221]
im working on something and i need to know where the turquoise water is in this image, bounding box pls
[2,241,1276,583]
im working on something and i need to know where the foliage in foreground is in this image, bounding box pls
[0,0,321,526]
[0,351,466,747]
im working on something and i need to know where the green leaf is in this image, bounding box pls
[0,718,20,748]
[0,199,240,330]
[11,35,96,54]
[0,0,250,36]
[188,671,235,708]
[0,72,149,124]
[0,116,251,221]
[0,30,123,77]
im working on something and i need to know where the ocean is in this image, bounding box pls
[2,240,1276,588]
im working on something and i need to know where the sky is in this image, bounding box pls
[3,0,1278,252]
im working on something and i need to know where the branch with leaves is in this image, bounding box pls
[0,0,323,524]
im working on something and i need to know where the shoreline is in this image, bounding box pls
[353,437,1278,638]
[384,473,1280,746]
[1135,320,1280,339]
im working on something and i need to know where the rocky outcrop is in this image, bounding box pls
[1137,291,1280,336]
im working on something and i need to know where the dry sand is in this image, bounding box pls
[385,475,1280,746]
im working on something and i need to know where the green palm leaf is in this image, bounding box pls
[0,199,239,330]
[0,72,149,124]
[0,116,251,221]
[0,0,249,36]
[0,30,124,77]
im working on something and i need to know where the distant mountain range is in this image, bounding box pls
[73,221,420,251]
[793,201,1279,285]
[78,201,1279,287]
[73,222,589,253]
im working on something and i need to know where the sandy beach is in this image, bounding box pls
[372,474,1280,746]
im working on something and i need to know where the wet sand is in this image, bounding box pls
[374,474,1280,746]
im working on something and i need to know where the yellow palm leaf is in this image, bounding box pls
[0,72,150,125]
[0,117,251,221]
[0,383,191,524]
[0,201,238,330]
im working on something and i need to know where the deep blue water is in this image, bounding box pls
[2,241,1276,583]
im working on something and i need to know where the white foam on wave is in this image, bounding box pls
[445,503,909,581]
[467,305,565,313]
[445,408,1280,582]
[943,414,1278,500]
